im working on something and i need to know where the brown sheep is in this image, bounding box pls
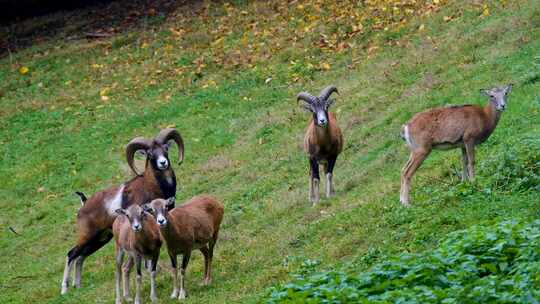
[144,196,224,299]
[113,204,162,304]
[298,85,344,204]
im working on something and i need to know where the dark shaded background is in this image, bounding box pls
[0,0,192,56]
[1,0,117,24]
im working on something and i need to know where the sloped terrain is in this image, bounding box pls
[0,1,539,303]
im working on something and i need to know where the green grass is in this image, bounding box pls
[1,0,539,303]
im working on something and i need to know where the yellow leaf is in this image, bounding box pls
[321,62,331,70]
[101,95,109,101]
[483,8,490,16]
[19,66,29,75]
[419,24,425,31]
[166,124,176,128]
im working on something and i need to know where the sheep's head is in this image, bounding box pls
[297,85,339,127]
[115,205,150,232]
[126,128,185,176]
[143,197,175,228]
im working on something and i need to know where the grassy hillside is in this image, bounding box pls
[1,0,539,303]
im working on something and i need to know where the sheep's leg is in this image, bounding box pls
[309,158,320,204]
[73,255,86,288]
[200,245,212,285]
[325,155,337,198]
[61,247,77,294]
[134,255,142,304]
[150,254,159,303]
[62,229,113,294]
[178,251,192,300]
[461,147,469,181]
[123,256,134,301]
[400,149,430,206]
[115,249,124,304]
[464,141,475,180]
[169,254,179,299]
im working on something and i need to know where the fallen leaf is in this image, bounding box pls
[19,66,29,75]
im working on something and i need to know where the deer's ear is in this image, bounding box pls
[480,89,492,97]
[505,84,513,93]
[115,209,127,216]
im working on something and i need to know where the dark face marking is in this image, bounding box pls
[146,143,171,171]
[306,98,331,127]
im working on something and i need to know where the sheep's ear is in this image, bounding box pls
[163,140,173,151]
[325,98,335,109]
[298,100,313,112]
[166,197,175,210]
[505,84,513,93]
[115,209,127,216]
[142,204,153,213]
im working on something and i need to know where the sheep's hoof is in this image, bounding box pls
[115,299,122,304]
[61,286,68,295]
[170,290,179,299]
[151,296,158,303]
[178,289,187,300]
[201,278,212,286]
[124,296,133,302]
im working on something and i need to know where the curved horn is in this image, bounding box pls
[319,85,339,101]
[155,128,185,165]
[126,137,152,176]
[297,92,317,104]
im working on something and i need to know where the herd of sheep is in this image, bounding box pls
[59,84,512,302]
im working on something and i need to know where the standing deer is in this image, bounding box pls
[399,84,513,205]
[298,85,344,204]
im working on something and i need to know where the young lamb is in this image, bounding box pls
[144,196,224,299]
[113,204,162,304]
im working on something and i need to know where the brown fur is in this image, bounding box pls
[74,163,175,249]
[147,195,224,299]
[62,157,177,295]
[112,205,162,303]
[304,112,344,159]
[160,195,224,254]
[400,99,504,206]
[304,112,343,204]
[112,213,161,259]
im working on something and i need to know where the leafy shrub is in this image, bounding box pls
[266,220,540,303]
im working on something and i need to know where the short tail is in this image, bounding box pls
[75,191,87,206]
[400,124,415,148]
[400,125,407,141]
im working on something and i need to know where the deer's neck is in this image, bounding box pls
[483,101,502,135]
